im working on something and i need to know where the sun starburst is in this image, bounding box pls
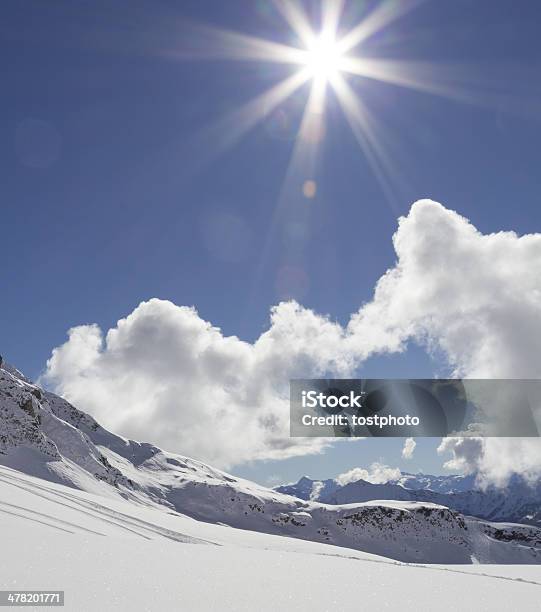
[172,0,517,215]
[182,0,439,204]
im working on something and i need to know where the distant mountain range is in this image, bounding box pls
[1,360,541,564]
[275,472,541,528]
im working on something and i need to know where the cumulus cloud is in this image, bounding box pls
[44,300,355,468]
[43,199,541,480]
[336,462,402,486]
[438,437,541,487]
[402,437,416,460]
[347,200,541,376]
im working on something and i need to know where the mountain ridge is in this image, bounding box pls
[275,473,541,528]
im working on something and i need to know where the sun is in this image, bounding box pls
[304,34,345,81]
[190,0,449,203]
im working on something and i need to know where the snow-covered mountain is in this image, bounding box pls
[276,476,340,501]
[392,472,478,494]
[1,361,541,564]
[275,473,487,500]
[275,472,541,528]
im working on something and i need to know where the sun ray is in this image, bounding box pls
[321,0,345,39]
[176,23,309,65]
[296,75,328,165]
[341,57,486,105]
[206,68,311,155]
[273,0,316,48]
[330,73,408,209]
[246,75,330,308]
[337,0,426,54]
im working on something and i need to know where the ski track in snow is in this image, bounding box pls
[0,506,76,535]
[0,499,106,536]
[310,550,541,587]
[0,467,214,545]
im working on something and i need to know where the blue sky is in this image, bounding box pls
[2,0,541,484]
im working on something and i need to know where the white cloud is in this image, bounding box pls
[43,199,541,481]
[336,462,401,486]
[346,200,541,376]
[438,437,541,488]
[402,437,416,460]
[43,300,354,468]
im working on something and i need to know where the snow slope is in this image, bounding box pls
[1,465,541,612]
[1,362,541,565]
